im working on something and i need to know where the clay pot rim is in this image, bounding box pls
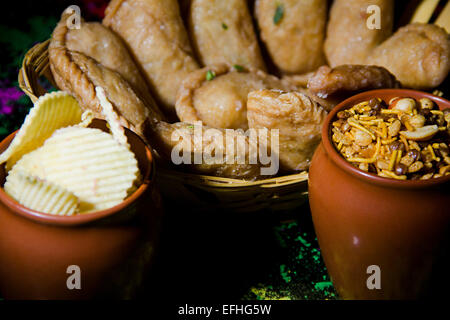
[0,122,153,227]
[322,88,450,189]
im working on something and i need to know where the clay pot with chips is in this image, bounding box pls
[0,119,162,299]
[308,89,450,299]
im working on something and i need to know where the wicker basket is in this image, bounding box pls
[18,39,309,213]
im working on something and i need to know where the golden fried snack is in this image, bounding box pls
[49,10,164,135]
[254,0,327,74]
[51,13,156,110]
[48,37,164,140]
[50,51,161,139]
[175,64,293,130]
[280,65,400,112]
[189,0,266,70]
[307,65,400,99]
[366,23,450,89]
[147,121,266,180]
[103,0,200,115]
[247,90,327,171]
[325,0,394,67]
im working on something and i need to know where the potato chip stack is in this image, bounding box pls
[0,89,140,215]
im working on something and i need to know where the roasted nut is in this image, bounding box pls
[394,163,408,175]
[355,129,372,146]
[419,98,434,110]
[408,161,424,173]
[389,141,405,152]
[388,120,401,137]
[409,114,426,129]
[400,125,438,141]
[392,98,416,113]
[368,98,382,113]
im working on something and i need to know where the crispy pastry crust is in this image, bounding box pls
[366,23,450,89]
[307,65,400,98]
[255,0,327,74]
[247,89,327,171]
[64,20,155,107]
[324,0,394,67]
[189,0,266,70]
[103,0,200,115]
[175,64,294,130]
[49,12,164,140]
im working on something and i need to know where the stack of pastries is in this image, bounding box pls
[48,0,450,180]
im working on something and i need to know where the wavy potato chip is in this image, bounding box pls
[10,126,139,213]
[4,171,79,216]
[0,91,83,170]
[96,86,129,148]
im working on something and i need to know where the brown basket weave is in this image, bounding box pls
[18,40,309,213]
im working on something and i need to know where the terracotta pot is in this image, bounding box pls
[309,89,450,299]
[0,120,163,299]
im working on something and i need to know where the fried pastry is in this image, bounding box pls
[307,65,400,99]
[280,65,400,111]
[147,121,267,180]
[175,64,293,130]
[324,0,394,67]
[52,13,155,109]
[48,42,164,142]
[51,50,165,139]
[254,0,327,74]
[247,90,327,171]
[366,23,450,89]
[189,0,266,70]
[103,0,200,115]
